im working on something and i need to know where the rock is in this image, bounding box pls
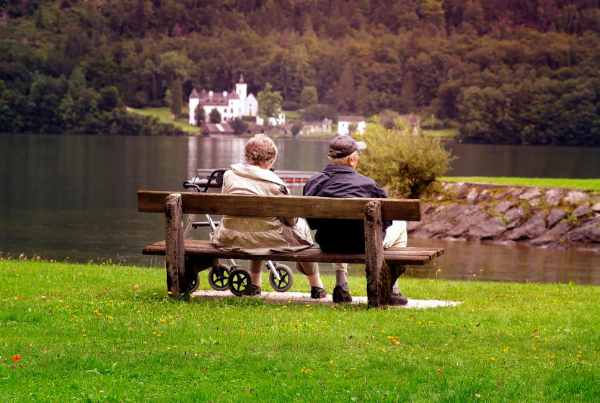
[454,183,470,199]
[467,216,507,240]
[591,202,600,212]
[493,201,514,214]
[478,190,491,202]
[446,208,489,237]
[572,203,591,218]
[505,212,547,240]
[412,204,474,238]
[406,221,423,232]
[520,188,542,200]
[564,190,588,205]
[566,223,600,243]
[504,206,525,226]
[494,189,510,200]
[530,221,573,246]
[544,188,563,206]
[466,188,479,204]
[529,198,541,207]
[511,188,524,198]
[547,209,566,228]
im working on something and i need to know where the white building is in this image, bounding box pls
[338,116,366,135]
[300,119,332,135]
[255,112,286,127]
[188,74,259,125]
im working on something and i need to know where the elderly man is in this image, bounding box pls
[303,135,408,305]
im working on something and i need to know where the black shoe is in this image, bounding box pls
[310,286,327,299]
[332,285,353,303]
[389,292,408,306]
[248,285,261,296]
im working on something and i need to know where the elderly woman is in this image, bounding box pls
[210,134,326,298]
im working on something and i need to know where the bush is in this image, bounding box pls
[282,100,300,111]
[229,117,248,135]
[375,109,401,129]
[209,108,221,123]
[301,104,337,123]
[291,123,302,136]
[355,119,456,198]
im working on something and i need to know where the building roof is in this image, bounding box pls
[239,74,244,84]
[338,116,365,122]
[193,89,241,106]
[189,89,199,99]
[202,123,234,135]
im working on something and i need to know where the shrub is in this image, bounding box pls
[282,100,300,111]
[209,108,221,123]
[355,119,456,198]
[229,117,248,135]
[291,123,302,136]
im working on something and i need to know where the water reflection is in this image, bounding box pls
[1,133,599,285]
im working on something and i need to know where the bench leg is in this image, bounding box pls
[165,194,185,299]
[364,201,386,308]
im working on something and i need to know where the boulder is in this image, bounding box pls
[511,188,525,198]
[544,188,563,206]
[520,188,542,200]
[530,221,573,246]
[446,208,490,237]
[493,201,514,214]
[466,188,479,204]
[529,198,541,207]
[504,206,525,228]
[572,203,591,218]
[547,209,566,228]
[505,212,547,240]
[591,202,600,212]
[454,183,470,199]
[467,216,507,240]
[564,190,588,205]
[566,223,600,243]
[494,189,510,200]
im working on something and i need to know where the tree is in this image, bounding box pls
[291,123,302,136]
[229,117,248,135]
[195,104,205,126]
[355,119,456,198]
[300,86,318,108]
[209,108,221,123]
[257,82,283,125]
[301,104,338,122]
[335,64,356,112]
[168,78,182,117]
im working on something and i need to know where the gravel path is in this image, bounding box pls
[191,289,460,309]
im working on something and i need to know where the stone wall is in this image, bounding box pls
[408,182,600,251]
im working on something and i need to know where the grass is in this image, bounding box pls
[128,107,200,133]
[442,177,600,191]
[2,258,600,402]
[284,110,301,119]
[423,129,458,138]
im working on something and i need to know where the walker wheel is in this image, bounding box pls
[269,264,294,292]
[189,273,201,293]
[228,268,252,297]
[208,264,231,291]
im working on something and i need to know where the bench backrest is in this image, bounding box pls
[137,191,422,221]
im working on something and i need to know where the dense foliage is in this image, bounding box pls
[356,120,456,198]
[1,0,600,143]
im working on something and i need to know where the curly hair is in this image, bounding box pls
[244,134,278,168]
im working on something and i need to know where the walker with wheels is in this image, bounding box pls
[183,169,294,297]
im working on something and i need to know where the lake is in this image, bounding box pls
[1,133,599,284]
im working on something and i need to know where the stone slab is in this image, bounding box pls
[191,290,461,309]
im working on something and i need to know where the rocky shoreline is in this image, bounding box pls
[408,182,600,252]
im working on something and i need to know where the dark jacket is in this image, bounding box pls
[303,163,392,254]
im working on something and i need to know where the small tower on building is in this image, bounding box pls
[235,74,247,102]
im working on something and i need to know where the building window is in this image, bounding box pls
[231,108,233,113]
[224,117,227,121]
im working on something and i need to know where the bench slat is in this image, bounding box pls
[137,191,422,221]
[142,240,442,266]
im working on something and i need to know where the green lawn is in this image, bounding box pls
[128,107,200,133]
[284,110,301,119]
[2,258,599,401]
[442,177,600,191]
[423,129,458,138]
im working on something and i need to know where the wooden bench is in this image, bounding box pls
[137,191,444,308]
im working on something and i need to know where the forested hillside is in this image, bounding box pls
[1,0,600,144]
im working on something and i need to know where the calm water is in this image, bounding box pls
[1,133,599,284]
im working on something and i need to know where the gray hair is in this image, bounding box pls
[328,150,358,165]
[245,134,278,167]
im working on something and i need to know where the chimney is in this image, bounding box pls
[223,91,228,97]
[209,91,213,97]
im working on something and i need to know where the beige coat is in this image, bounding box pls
[210,163,314,255]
